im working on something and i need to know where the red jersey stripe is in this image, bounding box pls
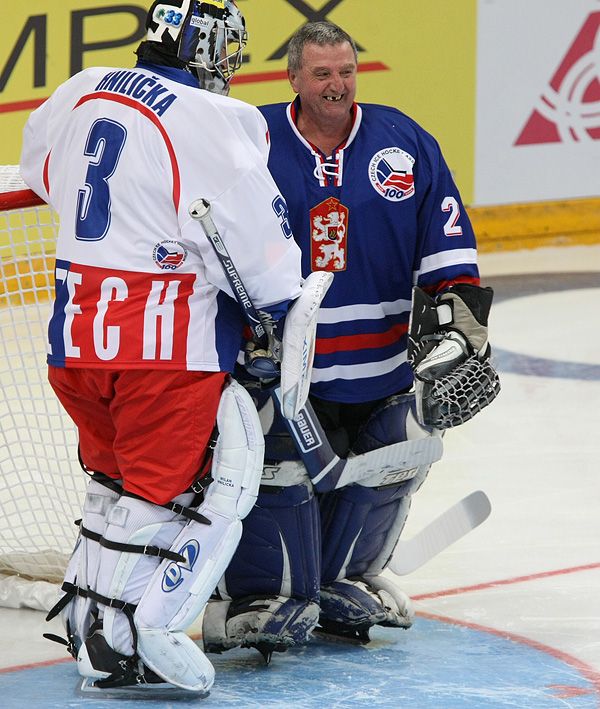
[316,322,408,355]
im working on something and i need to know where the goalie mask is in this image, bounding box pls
[141,1,247,94]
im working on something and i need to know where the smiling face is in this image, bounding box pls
[288,40,357,130]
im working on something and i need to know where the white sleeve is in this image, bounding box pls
[211,166,302,308]
[20,99,53,203]
[219,96,271,164]
[214,104,302,307]
[180,161,302,310]
[178,99,302,309]
[19,77,80,205]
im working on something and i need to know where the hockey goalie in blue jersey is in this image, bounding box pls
[203,21,500,659]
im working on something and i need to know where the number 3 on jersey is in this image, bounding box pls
[76,118,127,241]
[272,195,293,239]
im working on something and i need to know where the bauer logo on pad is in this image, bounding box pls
[288,407,322,453]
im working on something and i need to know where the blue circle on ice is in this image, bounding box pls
[2,618,598,708]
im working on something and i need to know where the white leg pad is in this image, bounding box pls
[135,629,215,692]
[206,379,265,519]
[98,494,193,657]
[134,511,242,691]
[132,379,264,691]
[65,477,121,651]
[135,511,242,632]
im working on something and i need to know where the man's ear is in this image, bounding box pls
[288,68,299,93]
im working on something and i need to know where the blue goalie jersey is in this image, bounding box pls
[259,98,480,404]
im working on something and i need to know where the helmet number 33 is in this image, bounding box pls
[162,10,183,27]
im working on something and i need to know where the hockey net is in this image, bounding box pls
[0,165,85,610]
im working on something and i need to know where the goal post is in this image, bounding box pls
[0,165,85,610]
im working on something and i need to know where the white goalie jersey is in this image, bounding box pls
[20,64,302,372]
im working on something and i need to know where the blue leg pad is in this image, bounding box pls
[225,482,321,601]
[204,482,322,653]
[320,482,411,583]
[318,483,416,637]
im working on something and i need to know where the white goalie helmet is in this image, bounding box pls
[143,1,247,94]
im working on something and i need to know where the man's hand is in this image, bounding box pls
[244,310,283,380]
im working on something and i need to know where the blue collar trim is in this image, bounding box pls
[135,61,200,88]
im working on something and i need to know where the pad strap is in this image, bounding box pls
[89,467,214,525]
[80,523,186,563]
[86,588,137,615]
[46,581,86,622]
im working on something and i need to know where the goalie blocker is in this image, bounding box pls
[408,283,501,429]
[189,196,333,421]
[243,270,333,421]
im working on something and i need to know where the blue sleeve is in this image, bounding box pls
[412,133,480,293]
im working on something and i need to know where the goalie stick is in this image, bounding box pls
[189,196,323,412]
[270,386,443,492]
[189,198,442,492]
[189,198,269,348]
[386,490,492,575]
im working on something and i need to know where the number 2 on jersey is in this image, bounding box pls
[76,118,127,241]
[441,196,463,237]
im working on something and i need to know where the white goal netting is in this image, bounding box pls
[0,165,85,610]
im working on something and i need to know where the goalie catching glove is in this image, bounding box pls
[408,283,500,429]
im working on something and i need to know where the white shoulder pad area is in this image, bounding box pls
[280,271,333,420]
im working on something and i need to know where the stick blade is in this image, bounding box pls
[388,490,492,576]
[336,436,443,488]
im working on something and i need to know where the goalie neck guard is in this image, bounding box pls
[137,1,247,94]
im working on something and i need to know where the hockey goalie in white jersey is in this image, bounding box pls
[18,0,331,696]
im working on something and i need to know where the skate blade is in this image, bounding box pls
[78,677,209,700]
[313,625,371,645]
